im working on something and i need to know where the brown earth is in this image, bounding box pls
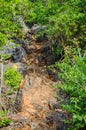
[0,35,59,130]
[13,74,57,130]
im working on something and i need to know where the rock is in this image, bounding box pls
[46,112,68,130]
[25,33,35,41]
[29,24,41,34]
[15,15,29,35]
[12,36,35,54]
[29,24,46,34]
[12,37,24,45]
[2,41,26,62]
[16,36,35,54]
[12,47,26,62]
[15,62,29,75]
[13,89,23,113]
[0,49,4,54]
[56,125,67,130]
[4,42,16,55]
[23,42,36,54]
[47,68,58,81]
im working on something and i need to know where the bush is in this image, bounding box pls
[54,47,86,130]
[0,118,11,128]
[0,0,31,46]
[0,111,11,128]
[4,67,22,89]
[24,0,86,48]
[1,54,11,60]
[0,0,85,49]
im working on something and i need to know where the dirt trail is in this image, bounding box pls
[16,75,57,130]
[4,36,58,130]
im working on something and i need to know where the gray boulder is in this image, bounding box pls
[2,41,26,62]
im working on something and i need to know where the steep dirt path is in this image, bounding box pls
[1,35,59,130]
[10,38,58,130]
[12,44,57,129]
[16,74,57,130]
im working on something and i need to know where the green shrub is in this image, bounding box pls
[0,111,11,128]
[0,0,30,46]
[4,67,22,89]
[0,118,11,128]
[0,110,7,117]
[24,0,86,48]
[0,0,86,49]
[54,47,86,130]
[1,54,11,60]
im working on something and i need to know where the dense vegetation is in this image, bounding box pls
[53,47,86,130]
[0,0,86,48]
[0,0,86,129]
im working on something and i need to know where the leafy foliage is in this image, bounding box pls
[0,111,11,128]
[24,0,86,48]
[0,0,30,46]
[1,54,11,60]
[0,0,86,48]
[4,67,22,89]
[54,47,86,130]
[0,118,11,128]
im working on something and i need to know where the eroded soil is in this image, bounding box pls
[0,34,64,130]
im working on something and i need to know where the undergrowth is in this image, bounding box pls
[52,47,86,130]
[0,110,11,128]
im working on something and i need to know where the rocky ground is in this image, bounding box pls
[0,24,67,130]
